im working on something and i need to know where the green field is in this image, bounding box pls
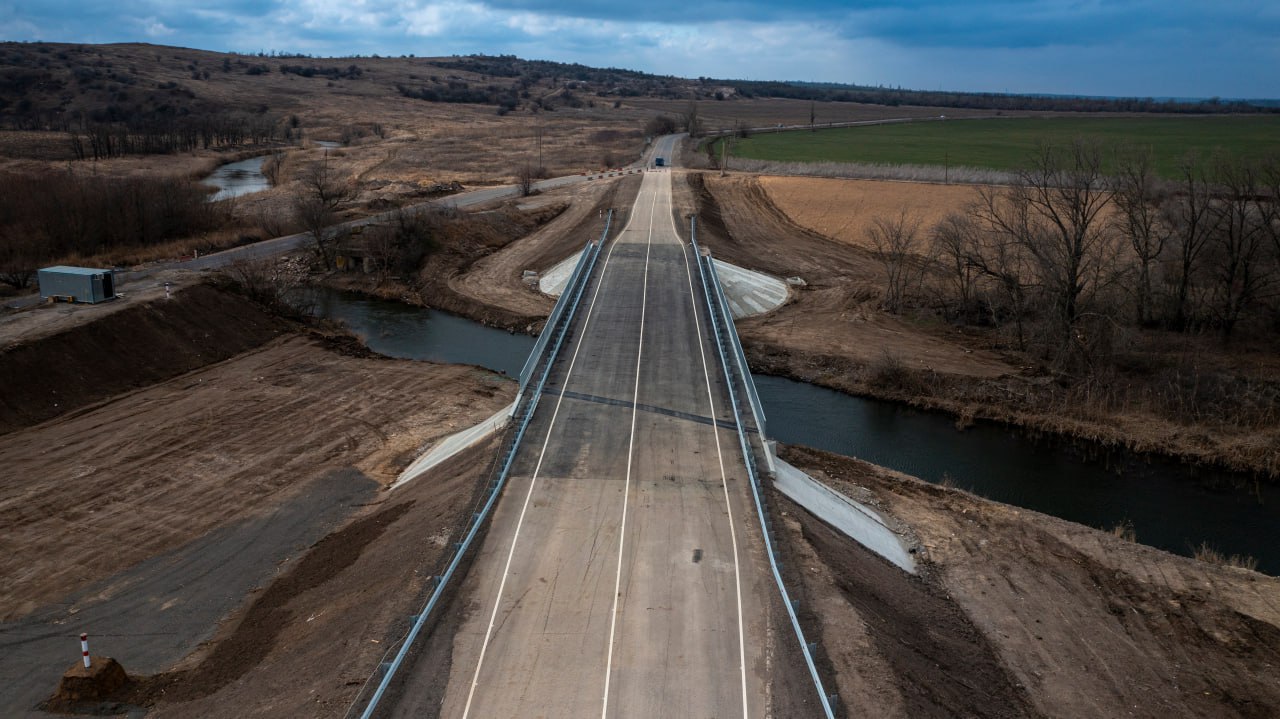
[719,116,1280,178]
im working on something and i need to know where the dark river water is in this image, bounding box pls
[306,288,1280,574]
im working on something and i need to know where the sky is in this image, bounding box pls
[3,0,1278,99]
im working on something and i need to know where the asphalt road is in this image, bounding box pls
[386,156,776,717]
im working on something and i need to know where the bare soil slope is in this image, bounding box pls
[782,445,1280,719]
[448,174,640,319]
[132,441,504,718]
[0,328,512,621]
[674,171,1010,378]
[759,175,977,251]
[0,282,288,434]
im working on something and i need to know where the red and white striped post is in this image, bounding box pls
[80,633,90,668]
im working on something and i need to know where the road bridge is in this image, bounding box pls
[362,138,829,717]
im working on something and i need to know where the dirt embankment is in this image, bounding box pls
[0,283,289,435]
[681,171,1279,477]
[673,171,1010,379]
[2,282,517,619]
[122,439,503,717]
[780,445,1280,719]
[329,175,641,333]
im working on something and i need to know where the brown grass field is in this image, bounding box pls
[757,175,979,250]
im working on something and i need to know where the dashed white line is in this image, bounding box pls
[461,195,634,719]
[676,209,751,719]
[600,176,659,719]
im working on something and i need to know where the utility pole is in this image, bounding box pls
[536,123,543,174]
[944,151,949,185]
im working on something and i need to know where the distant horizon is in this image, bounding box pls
[3,1,1276,100]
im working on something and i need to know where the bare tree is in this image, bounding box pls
[930,212,981,320]
[294,152,354,269]
[1205,158,1270,341]
[300,152,354,211]
[682,99,701,138]
[972,140,1117,365]
[962,209,1035,351]
[294,195,339,269]
[1112,147,1171,325]
[867,210,927,313]
[0,226,39,289]
[516,161,535,197]
[1162,152,1219,330]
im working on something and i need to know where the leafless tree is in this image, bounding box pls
[294,195,339,269]
[294,152,354,269]
[682,99,701,138]
[1205,158,1270,341]
[930,212,982,320]
[962,211,1035,351]
[972,140,1118,365]
[1162,152,1219,330]
[516,161,535,197]
[1112,147,1171,325]
[0,226,39,289]
[867,210,927,314]
[300,152,354,211]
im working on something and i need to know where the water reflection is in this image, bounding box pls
[203,156,271,202]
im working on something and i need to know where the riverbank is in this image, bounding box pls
[779,444,1280,719]
[675,170,1279,480]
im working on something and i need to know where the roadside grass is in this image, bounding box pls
[719,116,1280,178]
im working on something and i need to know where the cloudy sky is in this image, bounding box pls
[3,0,1277,99]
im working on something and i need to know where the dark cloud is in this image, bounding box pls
[1,0,1276,98]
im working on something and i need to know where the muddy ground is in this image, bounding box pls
[0,282,515,715]
[780,445,1280,719]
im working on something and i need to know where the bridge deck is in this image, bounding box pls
[391,168,779,718]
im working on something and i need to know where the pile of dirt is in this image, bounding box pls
[128,440,507,718]
[0,283,288,434]
[780,445,1280,719]
[50,657,131,704]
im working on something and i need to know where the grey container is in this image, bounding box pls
[37,266,117,304]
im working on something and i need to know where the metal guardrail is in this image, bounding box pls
[690,220,838,719]
[518,210,612,391]
[348,212,612,719]
[704,258,768,441]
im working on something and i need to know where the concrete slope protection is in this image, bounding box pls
[385,169,803,716]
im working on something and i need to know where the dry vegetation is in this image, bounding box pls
[685,164,1280,477]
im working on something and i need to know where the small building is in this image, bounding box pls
[37,266,117,304]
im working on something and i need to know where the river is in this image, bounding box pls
[304,287,1280,574]
[202,141,343,202]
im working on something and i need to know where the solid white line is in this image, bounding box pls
[678,217,751,718]
[600,174,659,719]
[461,207,629,719]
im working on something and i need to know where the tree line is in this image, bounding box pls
[0,171,224,288]
[66,109,282,159]
[870,142,1280,370]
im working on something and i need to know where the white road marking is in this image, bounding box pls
[461,199,633,719]
[675,205,751,719]
[600,176,659,719]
